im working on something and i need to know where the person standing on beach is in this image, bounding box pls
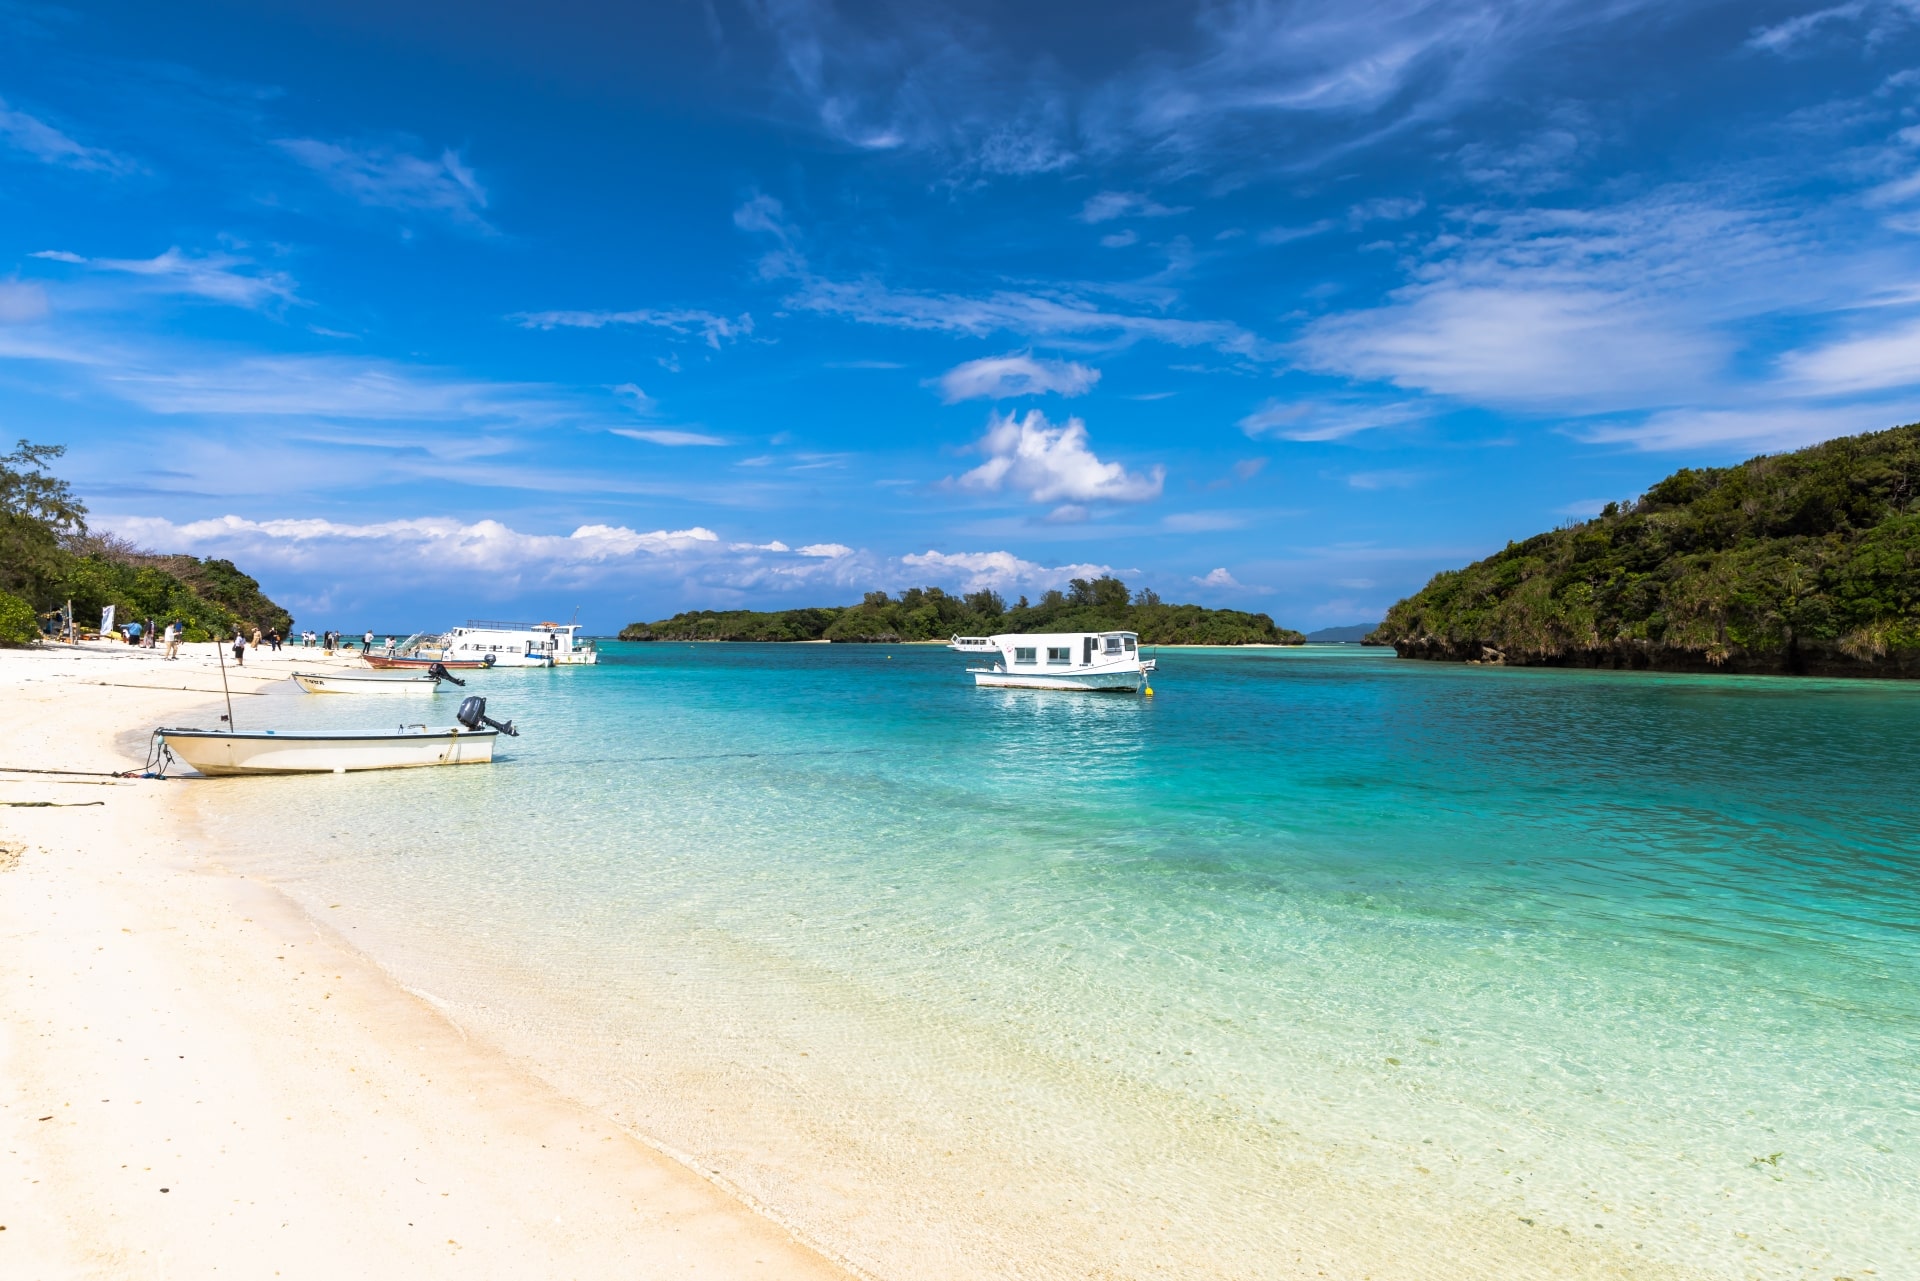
[163,621,179,660]
[232,628,247,667]
[363,629,374,654]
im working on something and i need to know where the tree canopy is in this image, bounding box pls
[1372,423,1920,676]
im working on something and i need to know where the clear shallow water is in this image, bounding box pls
[201,645,1920,1279]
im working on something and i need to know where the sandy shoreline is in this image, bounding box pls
[0,642,848,1280]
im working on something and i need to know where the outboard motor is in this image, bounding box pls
[425,661,466,687]
[456,695,519,737]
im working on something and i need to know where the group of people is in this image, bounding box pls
[119,617,186,660]
[296,629,383,654]
[225,626,284,666]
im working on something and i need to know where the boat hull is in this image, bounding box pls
[363,655,491,670]
[293,672,440,695]
[970,668,1144,693]
[158,727,498,775]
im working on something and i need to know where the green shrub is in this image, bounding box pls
[0,590,38,646]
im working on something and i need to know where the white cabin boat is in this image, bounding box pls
[294,670,442,695]
[157,725,500,775]
[437,620,597,667]
[948,631,1156,692]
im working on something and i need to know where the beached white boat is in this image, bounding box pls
[948,631,1156,692]
[157,697,519,775]
[293,670,444,695]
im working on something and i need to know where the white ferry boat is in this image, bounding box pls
[948,631,1156,692]
[392,620,600,668]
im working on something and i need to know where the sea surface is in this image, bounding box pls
[198,644,1920,1280]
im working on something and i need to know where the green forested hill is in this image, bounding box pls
[622,576,1305,646]
[0,440,293,643]
[1372,423,1920,676]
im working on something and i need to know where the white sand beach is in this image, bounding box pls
[0,642,849,1281]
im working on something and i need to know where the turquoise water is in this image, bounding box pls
[203,645,1920,1279]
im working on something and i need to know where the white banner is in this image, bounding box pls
[99,604,116,638]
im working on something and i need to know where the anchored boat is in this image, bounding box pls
[156,696,519,776]
[948,631,1156,692]
[437,620,597,667]
[293,663,466,695]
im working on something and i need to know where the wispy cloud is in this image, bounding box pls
[955,409,1164,506]
[34,247,298,310]
[93,353,577,425]
[1239,397,1422,442]
[515,307,753,348]
[936,352,1100,402]
[278,138,490,228]
[0,96,132,173]
[1777,316,1920,394]
[612,427,729,446]
[736,194,1275,358]
[1079,191,1187,223]
[0,281,50,324]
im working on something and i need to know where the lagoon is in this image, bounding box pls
[202,643,1920,1280]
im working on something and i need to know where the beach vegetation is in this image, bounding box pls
[1371,423,1920,676]
[0,440,293,641]
[0,590,37,645]
[621,576,1305,645]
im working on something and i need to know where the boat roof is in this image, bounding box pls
[985,630,1137,643]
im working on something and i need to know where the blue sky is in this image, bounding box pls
[5,0,1920,631]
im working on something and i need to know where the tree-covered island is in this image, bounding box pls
[622,576,1306,645]
[1371,423,1920,677]
[0,440,292,644]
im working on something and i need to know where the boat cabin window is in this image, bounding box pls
[1105,637,1123,654]
[1124,637,1136,652]
[1014,647,1037,665]
[1083,637,1095,663]
[1046,646,1070,664]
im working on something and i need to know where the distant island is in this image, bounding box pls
[622,576,1306,646]
[0,439,292,644]
[1370,423,1920,677]
[1304,623,1382,644]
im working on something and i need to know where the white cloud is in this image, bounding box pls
[1099,230,1139,249]
[39,247,298,310]
[1079,191,1186,223]
[956,409,1164,504]
[0,281,49,324]
[1299,285,1726,410]
[515,308,753,348]
[279,138,490,227]
[105,513,719,575]
[1777,316,1920,394]
[1582,405,1918,452]
[1194,567,1242,588]
[0,97,131,173]
[798,543,854,557]
[936,353,1101,402]
[900,549,1110,592]
[611,428,728,447]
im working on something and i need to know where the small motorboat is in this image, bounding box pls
[156,697,519,776]
[293,662,465,695]
[364,653,494,670]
